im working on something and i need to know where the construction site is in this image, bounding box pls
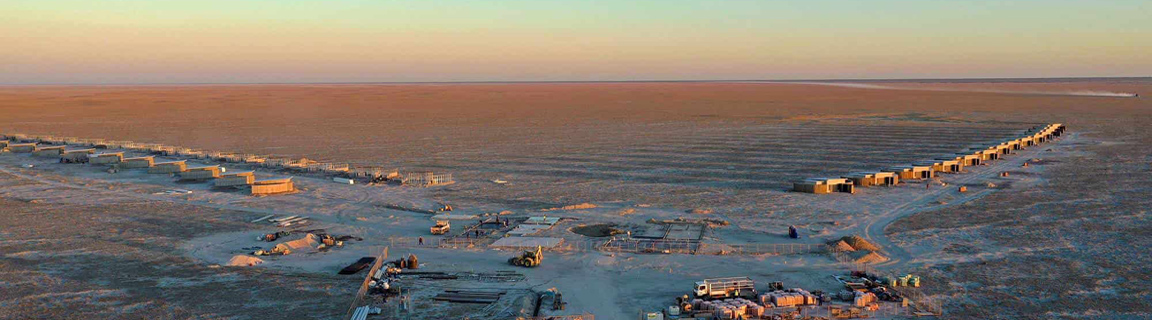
[0,118,1072,319]
[1,80,1150,320]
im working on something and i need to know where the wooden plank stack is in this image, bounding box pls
[432,289,506,304]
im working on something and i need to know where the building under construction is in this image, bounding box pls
[60,149,95,162]
[89,152,124,165]
[122,156,155,169]
[250,177,295,195]
[32,145,65,157]
[148,160,187,174]
[956,153,982,166]
[928,158,964,173]
[179,165,222,181]
[215,170,255,187]
[793,178,855,194]
[883,165,934,180]
[401,172,455,187]
[842,172,899,187]
[6,142,37,153]
[969,147,999,161]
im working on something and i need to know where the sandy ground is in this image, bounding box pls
[886,118,1152,318]
[2,79,1151,319]
[0,172,359,319]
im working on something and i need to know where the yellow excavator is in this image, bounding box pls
[508,246,542,267]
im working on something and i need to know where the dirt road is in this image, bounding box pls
[863,133,1072,271]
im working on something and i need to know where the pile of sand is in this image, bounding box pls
[849,251,889,264]
[273,233,321,253]
[227,255,264,267]
[839,235,881,252]
[830,240,856,252]
[687,208,713,214]
[542,203,597,211]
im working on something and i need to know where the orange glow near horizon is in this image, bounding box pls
[2,0,1150,84]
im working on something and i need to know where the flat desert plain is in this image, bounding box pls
[0,79,1149,319]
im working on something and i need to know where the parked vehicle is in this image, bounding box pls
[430,220,450,235]
[693,277,756,299]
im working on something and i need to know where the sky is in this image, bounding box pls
[1,0,1149,84]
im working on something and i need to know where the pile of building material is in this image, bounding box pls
[760,288,817,308]
[432,289,505,304]
[273,233,322,253]
[349,306,382,320]
[259,215,309,227]
[693,298,765,319]
[884,274,921,287]
[852,291,878,307]
[227,255,264,267]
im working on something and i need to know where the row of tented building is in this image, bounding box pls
[793,123,1066,194]
[1,136,295,196]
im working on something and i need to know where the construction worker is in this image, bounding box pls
[418,237,423,246]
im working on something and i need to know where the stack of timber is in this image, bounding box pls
[433,289,506,304]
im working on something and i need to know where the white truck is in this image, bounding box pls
[693,277,756,299]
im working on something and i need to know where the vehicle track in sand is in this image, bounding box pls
[862,133,1073,271]
[0,165,289,217]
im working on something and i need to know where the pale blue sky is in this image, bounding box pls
[2,0,1149,84]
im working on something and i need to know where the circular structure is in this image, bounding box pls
[570,223,624,237]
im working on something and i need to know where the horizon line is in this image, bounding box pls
[2,76,1150,87]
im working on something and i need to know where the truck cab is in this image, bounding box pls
[694,281,708,297]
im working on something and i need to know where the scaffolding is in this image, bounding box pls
[400,172,454,187]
